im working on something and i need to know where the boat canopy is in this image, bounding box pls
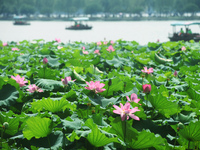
[171,22,200,26]
[69,17,89,21]
[13,16,26,19]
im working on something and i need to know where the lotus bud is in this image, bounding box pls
[174,70,178,77]
[43,57,48,64]
[177,122,184,131]
[3,122,9,129]
[142,84,151,93]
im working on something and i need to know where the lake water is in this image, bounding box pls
[1,20,200,45]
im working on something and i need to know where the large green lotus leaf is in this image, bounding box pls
[31,97,76,113]
[88,95,119,108]
[61,117,83,130]
[16,54,30,62]
[179,121,200,142]
[85,64,103,75]
[149,94,179,118]
[37,67,57,79]
[84,118,119,147]
[92,113,109,126]
[135,53,151,65]
[129,130,167,150]
[0,111,20,135]
[187,88,200,101]
[109,117,138,143]
[0,84,18,107]
[23,116,52,140]
[36,79,63,91]
[46,56,61,67]
[106,56,124,68]
[167,84,188,92]
[67,130,81,142]
[28,131,63,149]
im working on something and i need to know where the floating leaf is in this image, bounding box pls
[23,116,52,140]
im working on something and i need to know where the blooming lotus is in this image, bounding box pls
[43,57,48,64]
[11,75,28,87]
[106,45,115,52]
[3,42,7,46]
[61,76,76,86]
[113,102,140,121]
[142,84,151,93]
[110,40,114,44]
[141,67,153,74]
[94,49,100,55]
[181,46,186,51]
[27,84,43,93]
[126,93,140,103]
[82,46,85,50]
[83,51,89,54]
[57,46,63,49]
[96,41,102,46]
[85,81,106,93]
[55,38,61,43]
[12,48,19,51]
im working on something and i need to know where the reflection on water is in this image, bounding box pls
[1,20,200,45]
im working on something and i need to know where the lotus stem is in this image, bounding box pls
[0,129,3,148]
[47,136,51,150]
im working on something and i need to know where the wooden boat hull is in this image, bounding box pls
[65,26,92,30]
[13,22,30,25]
[169,33,200,42]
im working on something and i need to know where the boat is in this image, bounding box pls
[13,16,30,25]
[168,22,200,42]
[65,17,92,30]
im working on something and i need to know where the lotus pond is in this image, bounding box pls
[0,39,200,150]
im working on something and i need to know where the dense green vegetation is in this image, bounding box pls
[0,0,200,18]
[0,39,200,149]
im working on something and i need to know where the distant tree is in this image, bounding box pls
[20,4,35,16]
[183,3,199,16]
[84,2,102,17]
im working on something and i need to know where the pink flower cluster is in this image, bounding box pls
[11,75,43,93]
[85,81,106,93]
[61,76,76,86]
[106,45,115,52]
[141,67,153,74]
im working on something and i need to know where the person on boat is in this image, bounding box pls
[179,28,184,36]
[188,29,192,34]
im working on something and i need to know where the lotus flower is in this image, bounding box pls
[55,38,61,43]
[57,46,63,49]
[26,84,43,93]
[126,93,140,103]
[94,49,100,55]
[174,70,178,77]
[110,40,114,44]
[96,41,102,46]
[43,57,48,64]
[85,81,106,93]
[3,42,7,46]
[106,45,115,52]
[104,41,108,45]
[11,75,28,87]
[181,46,186,51]
[82,46,85,50]
[83,51,89,54]
[113,102,140,121]
[12,48,19,51]
[141,67,153,74]
[142,84,151,93]
[61,76,76,86]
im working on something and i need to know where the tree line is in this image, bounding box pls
[0,0,200,18]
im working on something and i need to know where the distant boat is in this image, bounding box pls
[65,17,92,30]
[168,22,200,42]
[13,16,30,25]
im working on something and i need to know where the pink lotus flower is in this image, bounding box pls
[174,70,178,77]
[3,42,7,46]
[61,76,76,86]
[26,84,43,93]
[85,81,106,93]
[11,75,28,87]
[82,51,89,54]
[55,38,61,43]
[57,46,63,49]
[181,46,186,51]
[106,45,115,52]
[157,39,160,42]
[142,84,151,93]
[141,67,153,74]
[82,46,85,50]
[43,57,48,64]
[12,48,19,51]
[113,102,140,121]
[97,41,102,45]
[126,93,140,103]
[94,49,100,55]
[110,40,114,44]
